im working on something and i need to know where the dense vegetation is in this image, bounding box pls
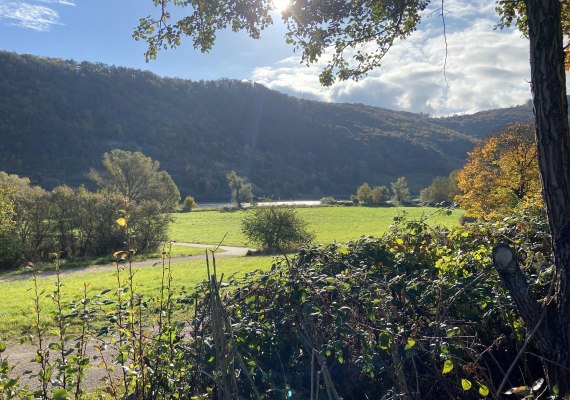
[0,208,554,399]
[0,149,176,270]
[0,52,536,200]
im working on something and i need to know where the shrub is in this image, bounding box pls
[181,195,197,212]
[205,209,553,399]
[0,208,556,398]
[320,196,336,205]
[241,206,315,252]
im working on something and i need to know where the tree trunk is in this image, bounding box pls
[523,0,570,392]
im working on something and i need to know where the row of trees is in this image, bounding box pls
[354,177,412,206]
[417,123,541,220]
[0,150,178,270]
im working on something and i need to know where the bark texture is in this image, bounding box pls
[512,0,570,391]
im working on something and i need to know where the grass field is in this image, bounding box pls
[0,205,462,338]
[0,255,274,338]
[169,206,463,246]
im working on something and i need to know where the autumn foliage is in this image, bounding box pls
[455,123,542,219]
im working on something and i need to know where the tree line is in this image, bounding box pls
[0,150,178,270]
[351,123,541,222]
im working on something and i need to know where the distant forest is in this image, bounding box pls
[0,51,534,200]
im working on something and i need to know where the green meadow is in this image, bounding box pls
[169,205,463,246]
[0,205,462,338]
[0,256,274,338]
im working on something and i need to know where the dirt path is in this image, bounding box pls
[0,242,256,283]
[0,242,256,392]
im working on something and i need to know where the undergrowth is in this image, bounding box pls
[0,208,558,399]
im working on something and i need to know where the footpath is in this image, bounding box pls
[0,242,255,283]
[0,242,255,392]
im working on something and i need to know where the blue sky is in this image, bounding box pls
[0,0,537,115]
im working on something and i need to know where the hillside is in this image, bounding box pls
[0,52,532,200]
[431,103,534,138]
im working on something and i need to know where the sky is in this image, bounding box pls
[0,0,538,116]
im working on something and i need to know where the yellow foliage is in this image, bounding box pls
[455,123,542,219]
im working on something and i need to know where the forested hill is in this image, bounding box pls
[0,52,533,200]
[431,103,534,138]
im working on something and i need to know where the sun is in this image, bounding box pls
[272,0,290,13]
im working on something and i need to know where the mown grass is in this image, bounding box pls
[170,206,463,246]
[0,255,274,338]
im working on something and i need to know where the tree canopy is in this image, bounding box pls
[90,149,180,210]
[0,186,14,234]
[242,205,314,252]
[419,173,458,205]
[134,0,429,85]
[227,170,253,207]
[391,176,412,205]
[456,123,541,219]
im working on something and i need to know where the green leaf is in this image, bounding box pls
[404,337,416,350]
[48,342,61,351]
[117,350,127,364]
[461,379,472,391]
[0,342,6,352]
[52,389,70,400]
[478,384,490,397]
[379,332,390,350]
[337,355,344,364]
[442,359,453,374]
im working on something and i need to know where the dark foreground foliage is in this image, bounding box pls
[192,209,552,399]
[0,209,555,399]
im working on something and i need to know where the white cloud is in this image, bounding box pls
[250,0,534,115]
[37,0,75,5]
[0,1,66,31]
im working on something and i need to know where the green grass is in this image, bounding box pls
[170,206,463,246]
[0,255,273,338]
[0,205,463,338]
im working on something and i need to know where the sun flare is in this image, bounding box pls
[272,0,289,13]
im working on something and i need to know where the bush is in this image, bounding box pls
[241,206,315,252]
[320,196,336,205]
[181,195,197,212]
[204,209,553,399]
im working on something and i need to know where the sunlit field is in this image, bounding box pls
[0,205,463,338]
[0,255,274,338]
[169,206,463,246]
